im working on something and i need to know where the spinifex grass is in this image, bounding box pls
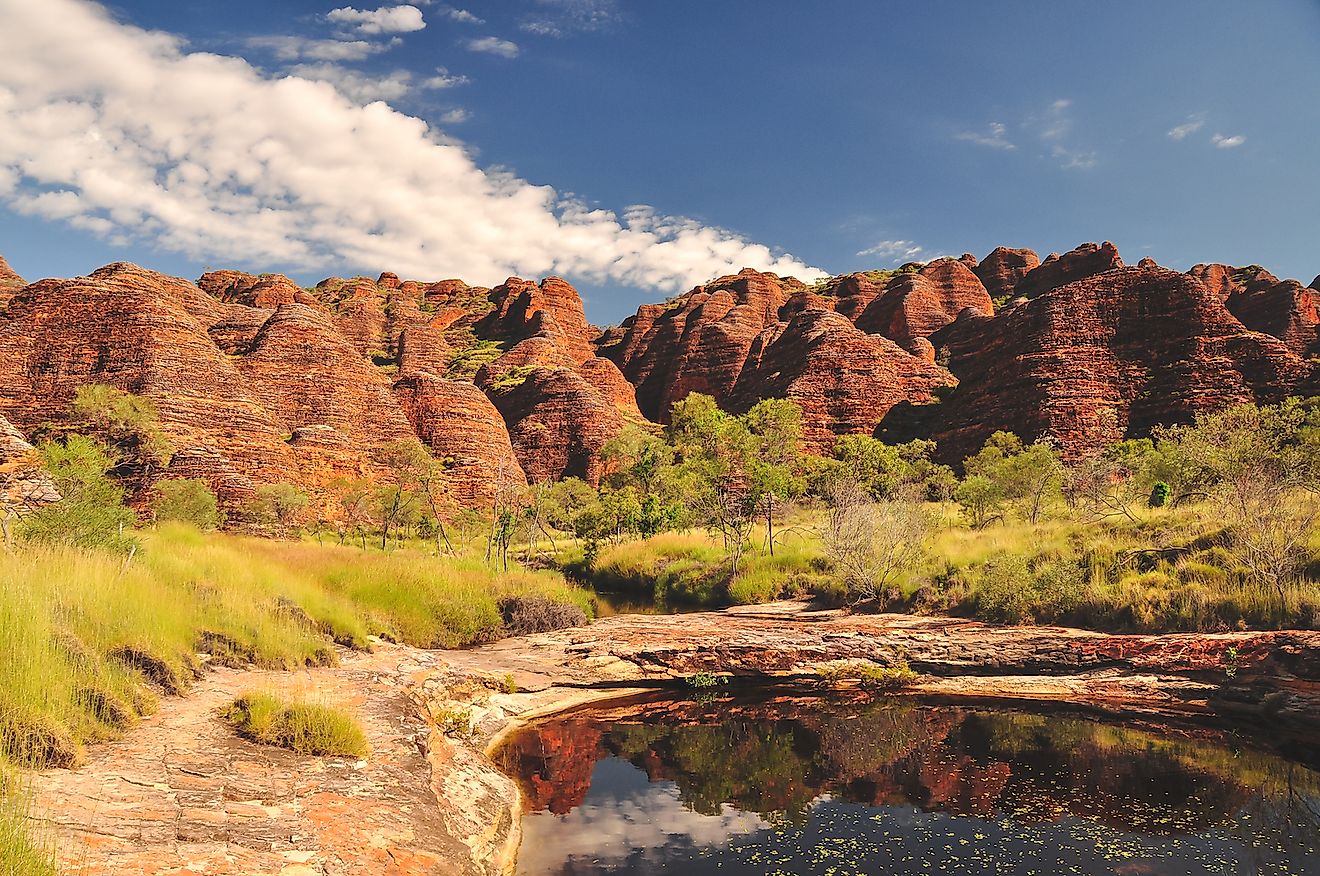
[0,757,55,876]
[0,522,591,770]
[225,692,368,758]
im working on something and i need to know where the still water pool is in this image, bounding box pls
[496,692,1320,876]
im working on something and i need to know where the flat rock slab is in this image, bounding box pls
[442,602,1320,731]
[31,646,474,876]
[30,603,1320,876]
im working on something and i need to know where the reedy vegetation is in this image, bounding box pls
[544,393,1320,631]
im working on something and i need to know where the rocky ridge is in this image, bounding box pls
[0,240,1317,507]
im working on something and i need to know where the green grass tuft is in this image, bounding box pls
[225,692,368,758]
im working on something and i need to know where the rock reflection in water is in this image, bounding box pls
[497,693,1320,876]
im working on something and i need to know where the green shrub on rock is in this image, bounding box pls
[151,479,221,530]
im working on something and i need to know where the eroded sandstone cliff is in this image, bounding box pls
[0,239,1315,505]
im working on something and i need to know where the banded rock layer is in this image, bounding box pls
[0,238,1316,507]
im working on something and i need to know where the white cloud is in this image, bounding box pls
[285,63,414,103]
[422,66,470,88]
[440,6,484,24]
[955,121,1015,150]
[0,0,824,294]
[857,240,924,262]
[1039,98,1072,140]
[439,107,471,124]
[1034,98,1097,170]
[521,0,619,37]
[463,36,520,57]
[516,780,770,875]
[1212,133,1246,149]
[245,34,399,61]
[1167,114,1205,140]
[281,64,466,104]
[325,5,426,35]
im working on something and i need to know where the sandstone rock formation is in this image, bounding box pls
[603,269,803,421]
[1224,278,1320,358]
[458,276,639,484]
[972,246,1040,302]
[1015,241,1122,299]
[0,414,60,522]
[197,270,314,308]
[0,263,299,503]
[855,259,993,342]
[237,303,420,488]
[926,265,1310,461]
[729,309,955,449]
[0,262,529,511]
[393,375,527,506]
[0,254,24,308]
[3,240,1318,503]
[478,277,597,363]
[485,367,630,484]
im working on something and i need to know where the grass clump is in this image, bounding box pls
[816,659,918,690]
[225,692,368,757]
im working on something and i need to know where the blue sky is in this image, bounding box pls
[1,0,1318,324]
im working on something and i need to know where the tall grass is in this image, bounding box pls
[560,502,1320,631]
[0,771,54,876]
[0,522,591,771]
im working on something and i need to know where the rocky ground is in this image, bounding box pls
[31,602,1320,875]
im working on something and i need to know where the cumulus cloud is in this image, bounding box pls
[463,35,521,57]
[521,0,620,37]
[245,34,399,61]
[955,121,1015,150]
[283,63,469,103]
[440,6,484,24]
[857,240,924,262]
[439,107,471,124]
[286,63,414,102]
[0,0,823,293]
[1167,114,1205,140]
[325,4,426,35]
[421,66,470,88]
[1212,133,1246,148]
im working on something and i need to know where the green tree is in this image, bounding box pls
[743,399,805,556]
[668,395,758,572]
[667,394,805,574]
[1156,401,1320,601]
[22,435,135,551]
[331,477,375,549]
[953,474,1004,529]
[67,384,173,471]
[248,483,310,538]
[600,426,675,495]
[152,478,221,529]
[964,432,1064,523]
[371,439,452,551]
[1065,438,1159,523]
[829,435,955,501]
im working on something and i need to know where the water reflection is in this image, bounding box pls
[497,693,1320,875]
